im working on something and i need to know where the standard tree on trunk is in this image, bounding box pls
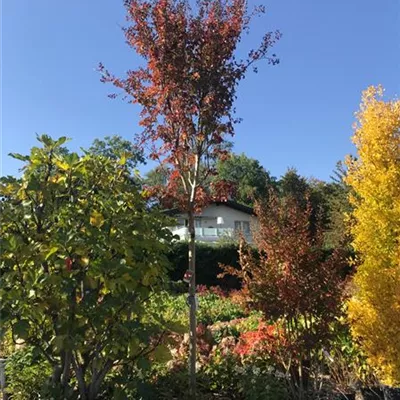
[100,0,280,394]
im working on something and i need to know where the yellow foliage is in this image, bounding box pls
[90,210,105,228]
[346,86,400,385]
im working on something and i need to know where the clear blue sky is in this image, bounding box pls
[1,0,399,181]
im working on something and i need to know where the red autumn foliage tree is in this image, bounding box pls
[100,0,280,393]
[99,0,280,210]
[222,192,348,395]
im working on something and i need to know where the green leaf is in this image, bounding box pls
[37,134,52,146]
[56,136,68,146]
[9,236,19,251]
[84,276,97,289]
[45,246,59,260]
[8,153,30,162]
[26,176,41,191]
[65,153,79,165]
[166,321,187,334]
[152,344,172,363]
[137,357,150,371]
[13,320,30,340]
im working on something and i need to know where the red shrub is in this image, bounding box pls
[235,322,285,357]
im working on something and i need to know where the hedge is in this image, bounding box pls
[167,242,241,289]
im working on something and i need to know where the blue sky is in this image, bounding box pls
[1,0,399,180]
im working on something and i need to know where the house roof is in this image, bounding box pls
[163,200,254,216]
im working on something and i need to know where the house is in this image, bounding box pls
[166,200,257,243]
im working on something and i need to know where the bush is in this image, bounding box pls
[150,351,287,400]
[146,290,247,331]
[325,319,380,394]
[96,365,151,400]
[0,136,174,398]
[145,288,286,399]
[203,350,288,400]
[167,242,242,289]
[198,293,246,325]
[0,329,14,359]
[5,347,52,400]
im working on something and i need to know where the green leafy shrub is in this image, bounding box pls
[5,347,52,400]
[198,293,246,325]
[96,364,152,400]
[145,291,189,333]
[145,291,286,400]
[146,290,247,331]
[0,135,174,399]
[326,319,380,393]
[240,369,287,400]
[0,329,14,358]
[149,352,287,400]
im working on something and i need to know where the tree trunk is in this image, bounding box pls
[188,207,197,397]
[61,350,72,387]
[72,356,87,400]
[88,359,114,400]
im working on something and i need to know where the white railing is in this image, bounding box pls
[168,226,252,242]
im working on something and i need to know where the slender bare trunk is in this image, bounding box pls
[188,206,197,397]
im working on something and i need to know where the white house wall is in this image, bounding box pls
[176,203,257,231]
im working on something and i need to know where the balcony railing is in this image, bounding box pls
[168,226,251,242]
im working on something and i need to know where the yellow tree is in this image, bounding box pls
[346,86,400,385]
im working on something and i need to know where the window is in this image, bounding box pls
[177,218,186,226]
[195,219,202,228]
[234,220,250,234]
